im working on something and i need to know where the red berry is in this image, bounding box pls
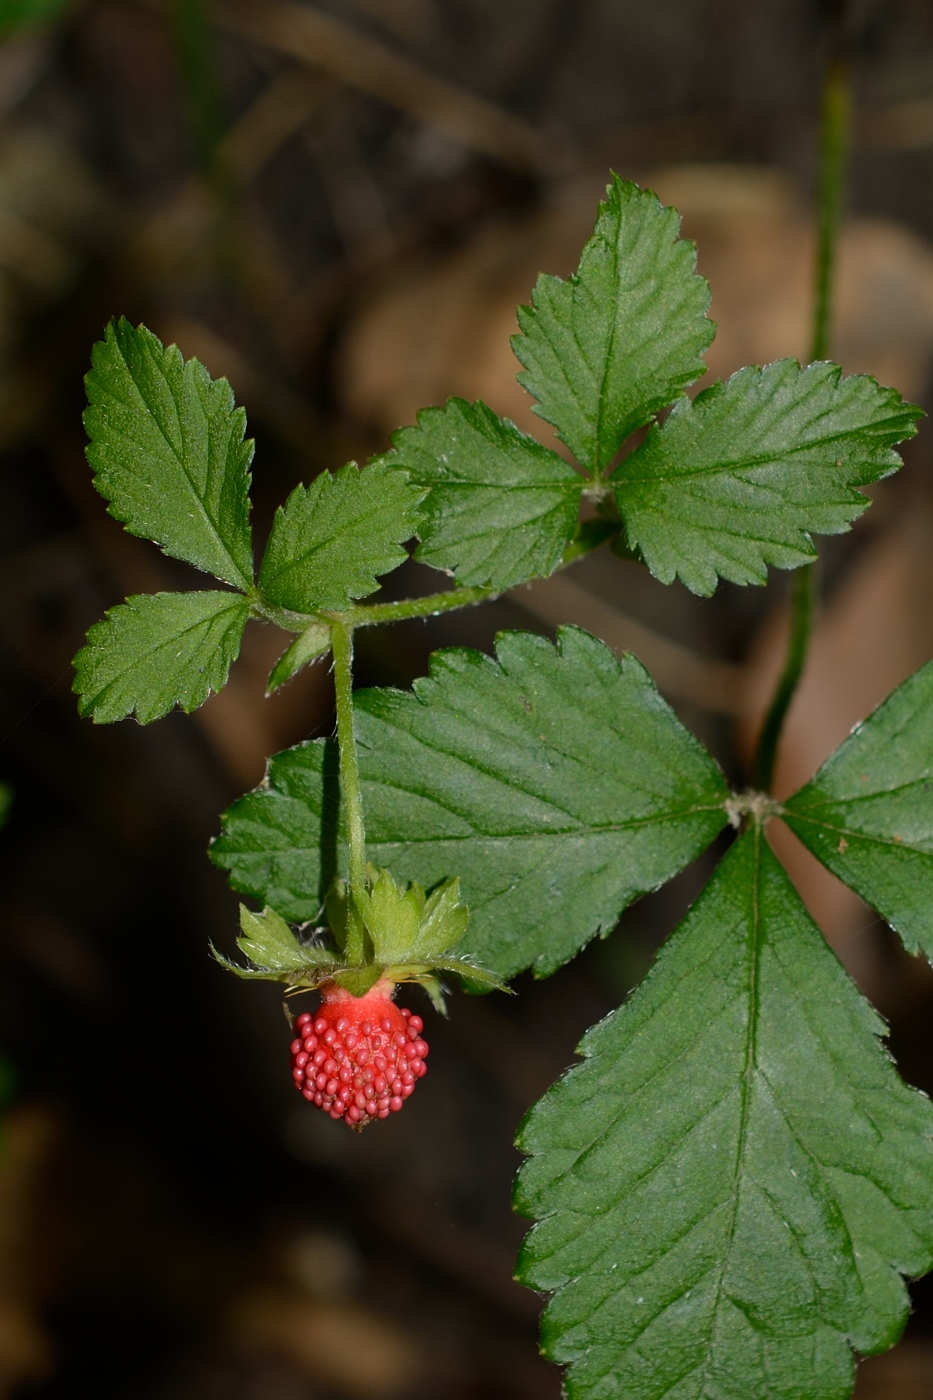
[290,979,428,1129]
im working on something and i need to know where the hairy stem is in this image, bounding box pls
[753,36,851,792]
[811,54,851,363]
[330,620,368,964]
[347,583,497,628]
[168,0,225,175]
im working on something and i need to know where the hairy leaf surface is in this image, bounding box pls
[84,320,254,588]
[783,659,933,962]
[515,829,933,1400]
[211,627,729,978]
[375,398,583,589]
[74,590,249,723]
[614,360,921,594]
[258,462,424,613]
[512,177,713,476]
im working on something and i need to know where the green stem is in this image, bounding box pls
[330,620,368,964]
[752,34,851,793]
[346,584,497,629]
[810,54,851,363]
[753,562,817,792]
[168,0,225,177]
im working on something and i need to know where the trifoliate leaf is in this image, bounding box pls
[257,462,424,614]
[375,399,584,589]
[614,360,921,594]
[73,591,249,724]
[512,177,713,477]
[515,828,933,1400]
[783,659,933,962]
[84,320,254,589]
[211,627,729,979]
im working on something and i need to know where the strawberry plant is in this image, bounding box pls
[71,127,933,1400]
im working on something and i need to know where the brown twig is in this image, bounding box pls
[217,0,571,175]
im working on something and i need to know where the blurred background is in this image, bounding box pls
[1,0,933,1395]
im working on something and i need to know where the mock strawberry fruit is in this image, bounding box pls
[290,978,429,1128]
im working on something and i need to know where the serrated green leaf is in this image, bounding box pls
[84,320,254,589]
[515,828,933,1400]
[782,659,933,962]
[410,878,469,960]
[214,905,340,983]
[512,176,713,477]
[376,399,583,589]
[359,868,424,963]
[614,360,921,594]
[258,462,424,613]
[237,905,307,971]
[73,591,248,724]
[267,623,332,693]
[211,627,729,979]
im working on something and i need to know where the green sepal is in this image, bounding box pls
[385,959,508,993]
[330,965,386,997]
[411,878,470,959]
[212,904,342,986]
[347,867,473,967]
[216,868,503,1004]
[357,867,425,962]
[238,904,337,971]
[267,622,332,694]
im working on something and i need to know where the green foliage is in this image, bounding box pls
[212,628,730,978]
[72,173,933,1400]
[0,0,73,29]
[258,462,424,613]
[783,659,933,961]
[614,360,921,594]
[516,829,933,1400]
[217,868,498,1005]
[513,178,713,476]
[237,906,333,972]
[74,591,249,724]
[84,319,254,590]
[376,398,583,589]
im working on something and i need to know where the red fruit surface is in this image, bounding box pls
[289,979,429,1128]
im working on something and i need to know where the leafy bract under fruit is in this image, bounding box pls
[614,360,921,594]
[215,867,502,1008]
[515,828,933,1400]
[375,398,584,590]
[211,627,730,980]
[513,176,713,476]
[783,658,933,962]
[258,462,425,614]
[73,590,249,724]
[84,320,254,590]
